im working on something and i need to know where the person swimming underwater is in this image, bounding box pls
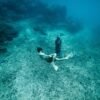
[37,47,74,71]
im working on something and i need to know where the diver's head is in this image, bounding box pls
[37,47,43,53]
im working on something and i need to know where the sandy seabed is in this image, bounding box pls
[0,27,100,100]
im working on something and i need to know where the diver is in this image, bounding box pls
[37,47,74,71]
[55,36,62,57]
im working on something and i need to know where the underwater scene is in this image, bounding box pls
[0,0,100,100]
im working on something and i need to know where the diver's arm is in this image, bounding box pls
[56,53,74,61]
[48,53,56,57]
[39,51,50,58]
[56,57,67,61]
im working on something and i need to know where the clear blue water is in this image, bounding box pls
[0,0,100,100]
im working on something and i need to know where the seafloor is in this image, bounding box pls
[0,24,100,100]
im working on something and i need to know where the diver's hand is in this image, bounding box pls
[65,52,74,59]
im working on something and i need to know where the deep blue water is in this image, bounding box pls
[0,0,100,100]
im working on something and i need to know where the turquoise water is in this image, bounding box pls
[0,0,100,100]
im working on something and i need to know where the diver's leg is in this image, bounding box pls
[51,62,58,71]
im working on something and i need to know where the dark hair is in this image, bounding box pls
[37,47,43,53]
